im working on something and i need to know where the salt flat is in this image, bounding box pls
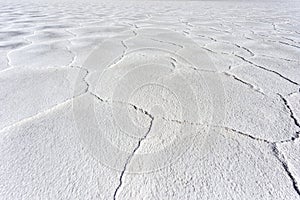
[0,0,300,199]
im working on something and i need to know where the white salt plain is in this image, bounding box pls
[0,0,300,199]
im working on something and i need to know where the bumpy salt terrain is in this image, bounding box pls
[1,0,300,199]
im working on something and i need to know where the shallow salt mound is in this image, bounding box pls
[8,41,74,68]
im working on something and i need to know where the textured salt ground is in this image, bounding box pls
[0,0,300,199]
[0,67,87,130]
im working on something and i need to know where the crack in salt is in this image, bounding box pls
[278,41,300,49]
[161,117,299,144]
[108,30,137,68]
[277,93,300,141]
[149,38,184,49]
[272,144,300,197]
[223,72,265,95]
[260,54,298,63]
[234,43,255,57]
[70,65,90,93]
[235,54,300,86]
[113,112,154,200]
[223,126,272,143]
